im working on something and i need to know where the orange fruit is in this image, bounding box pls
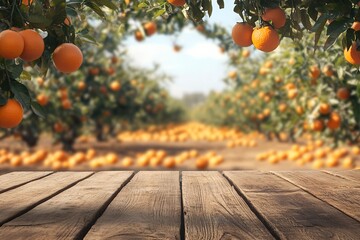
[295,105,304,115]
[22,0,33,5]
[228,71,237,79]
[262,7,286,29]
[167,0,186,7]
[0,99,23,128]
[252,26,280,52]
[242,49,250,58]
[64,17,72,26]
[54,123,64,133]
[163,157,176,168]
[19,30,45,62]
[173,44,182,52]
[322,65,334,77]
[110,81,121,91]
[144,22,157,36]
[107,67,115,75]
[37,94,49,106]
[62,99,72,109]
[89,67,100,75]
[196,157,208,169]
[312,119,324,131]
[278,103,287,113]
[287,89,297,99]
[77,81,86,91]
[337,87,350,100]
[53,43,83,73]
[319,103,331,115]
[135,30,144,41]
[344,42,360,65]
[351,21,360,31]
[196,25,205,32]
[111,56,118,64]
[231,22,253,47]
[0,30,24,59]
[309,65,320,80]
[327,112,341,130]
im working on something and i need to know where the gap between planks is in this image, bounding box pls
[75,171,136,239]
[221,171,281,240]
[0,171,54,194]
[0,172,95,226]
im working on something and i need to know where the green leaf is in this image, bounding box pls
[217,0,224,9]
[0,93,6,106]
[20,71,32,81]
[138,2,148,8]
[300,9,312,30]
[85,1,106,18]
[154,9,166,18]
[10,80,31,111]
[31,101,46,118]
[346,28,355,49]
[93,0,118,10]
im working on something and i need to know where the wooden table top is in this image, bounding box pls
[0,170,359,239]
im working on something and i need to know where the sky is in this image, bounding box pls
[124,3,240,98]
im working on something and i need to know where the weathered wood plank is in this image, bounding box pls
[182,171,274,240]
[0,172,92,225]
[274,170,360,222]
[85,171,181,240]
[0,171,52,194]
[225,171,360,240]
[325,170,360,182]
[0,171,133,240]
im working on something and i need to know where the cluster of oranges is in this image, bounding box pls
[134,22,157,42]
[232,7,286,52]
[0,14,82,129]
[0,28,82,74]
[117,122,251,143]
[257,140,359,169]
[0,147,225,170]
[135,0,211,42]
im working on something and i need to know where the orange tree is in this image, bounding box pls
[153,1,360,66]
[0,0,118,130]
[195,31,360,146]
[7,6,192,150]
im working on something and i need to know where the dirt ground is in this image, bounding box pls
[0,135,357,171]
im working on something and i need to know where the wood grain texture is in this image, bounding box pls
[0,172,92,225]
[225,171,360,240]
[0,171,52,194]
[0,171,133,240]
[274,170,360,222]
[325,170,360,182]
[85,171,181,240]
[182,171,273,240]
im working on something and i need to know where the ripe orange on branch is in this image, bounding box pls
[110,81,121,91]
[0,30,24,59]
[351,21,360,31]
[37,94,49,107]
[52,43,83,73]
[327,112,341,130]
[167,0,186,7]
[261,7,286,29]
[0,99,23,128]
[19,30,45,62]
[337,87,350,100]
[144,22,157,36]
[344,42,360,65]
[135,30,144,41]
[231,22,253,47]
[252,26,280,52]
